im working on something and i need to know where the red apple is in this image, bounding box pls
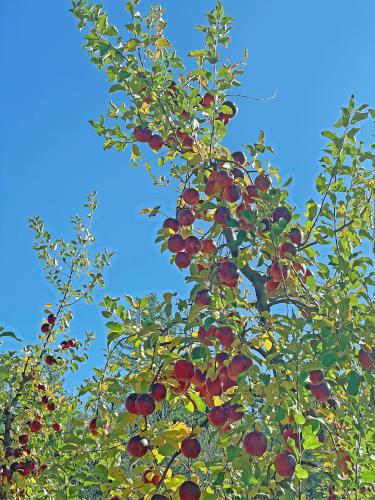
[89,418,97,431]
[282,428,301,453]
[254,174,271,192]
[191,367,206,386]
[274,452,296,477]
[214,206,231,225]
[358,348,374,371]
[272,206,291,223]
[174,359,194,381]
[288,227,304,246]
[200,92,214,108]
[163,218,180,233]
[181,437,201,458]
[244,431,267,457]
[217,326,235,347]
[243,184,259,202]
[208,406,228,427]
[223,184,241,202]
[218,261,239,287]
[201,239,216,254]
[197,326,213,346]
[266,280,280,297]
[167,234,185,253]
[216,352,229,365]
[19,435,28,445]
[127,435,149,457]
[217,112,230,124]
[309,370,325,385]
[125,393,139,414]
[179,480,201,500]
[227,404,244,422]
[183,188,200,205]
[232,167,244,180]
[206,377,223,396]
[148,134,163,151]
[52,423,61,432]
[270,261,289,282]
[311,381,331,401]
[194,289,211,307]
[135,394,155,416]
[175,252,192,269]
[29,420,41,433]
[45,355,56,366]
[41,323,50,334]
[227,354,252,380]
[47,314,56,325]
[232,151,246,165]
[279,242,297,259]
[178,208,195,226]
[182,136,194,152]
[151,383,167,402]
[134,126,152,143]
[338,450,353,476]
[184,236,202,255]
[47,402,56,412]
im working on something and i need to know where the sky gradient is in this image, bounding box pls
[1,0,374,386]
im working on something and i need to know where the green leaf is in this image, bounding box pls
[109,84,126,94]
[320,351,338,367]
[94,464,108,480]
[0,366,10,380]
[360,468,375,483]
[274,405,286,422]
[295,464,308,479]
[191,345,209,360]
[294,411,305,425]
[321,130,337,140]
[227,444,241,461]
[347,370,361,396]
[188,391,206,412]
[0,331,22,342]
[105,322,124,333]
[213,471,225,485]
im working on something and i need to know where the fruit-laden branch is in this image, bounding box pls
[223,228,269,313]
[2,407,12,450]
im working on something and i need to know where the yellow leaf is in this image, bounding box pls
[108,466,127,482]
[264,338,273,351]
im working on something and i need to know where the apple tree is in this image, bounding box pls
[1,0,374,499]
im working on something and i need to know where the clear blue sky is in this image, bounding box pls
[1,1,374,385]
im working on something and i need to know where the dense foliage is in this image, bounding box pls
[1,1,374,498]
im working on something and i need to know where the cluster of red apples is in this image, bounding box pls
[1,381,62,488]
[1,313,67,489]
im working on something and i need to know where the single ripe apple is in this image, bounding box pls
[274,452,296,477]
[254,174,271,192]
[134,394,156,416]
[148,134,163,151]
[175,252,192,269]
[126,435,149,457]
[150,383,167,402]
[182,188,200,205]
[125,393,139,414]
[194,289,211,306]
[181,437,201,458]
[174,359,194,381]
[243,430,267,457]
[179,480,201,500]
